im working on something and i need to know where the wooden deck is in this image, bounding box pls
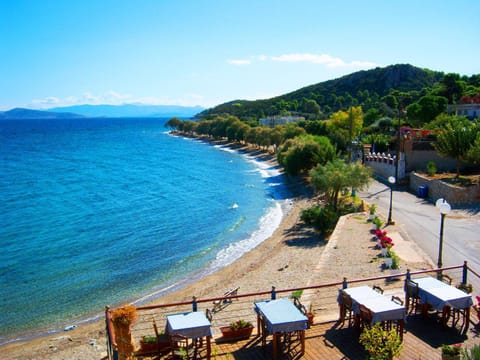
[138,312,480,360]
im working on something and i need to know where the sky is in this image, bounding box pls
[1,0,479,111]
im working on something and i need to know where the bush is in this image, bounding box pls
[426,161,437,176]
[359,323,402,360]
[301,205,339,234]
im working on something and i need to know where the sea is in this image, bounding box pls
[0,117,293,345]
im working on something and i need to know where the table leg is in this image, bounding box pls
[300,330,305,355]
[354,314,361,332]
[339,304,345,323]
[398,319,404,342]
[272,333,278,359]
[206,336,211,360]
[463,307,471,335]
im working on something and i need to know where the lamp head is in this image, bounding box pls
[388,176,396,184]
[438,202,451,215]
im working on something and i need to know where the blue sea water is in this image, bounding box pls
[0,117,292,344]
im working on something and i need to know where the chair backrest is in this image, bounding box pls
[372,285,384,294]
[205,308,213,322]
[405,279,419,297]
[359,304,372,322]
[340,290,353,309]
[391,295,404,306]
[440,274,452,285]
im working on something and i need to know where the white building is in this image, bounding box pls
[259,115,305,127]
[447,103,480,119]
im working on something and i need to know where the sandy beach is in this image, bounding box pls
[3,142,434,360]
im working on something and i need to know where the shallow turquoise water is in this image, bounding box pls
[0,118,290,343]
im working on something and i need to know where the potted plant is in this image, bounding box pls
[456,283,473,294]
[369,204,377,220]
[306,303,315,327]
[372,216,384,230]
[220,319,254,340]
[359,322,402,360]
[441,343,462,360]
[111,305,137,360]
[139,335,158,353]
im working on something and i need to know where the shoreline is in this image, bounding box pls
[3,138,314,359]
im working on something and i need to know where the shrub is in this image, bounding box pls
[426,161,437,176]
[359,322,402,360]
[301,205,339,234]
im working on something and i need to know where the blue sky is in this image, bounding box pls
[1,0,479,111]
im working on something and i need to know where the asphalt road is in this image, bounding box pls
[357,179,480,292]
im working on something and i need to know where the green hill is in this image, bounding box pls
[198,64,444,120]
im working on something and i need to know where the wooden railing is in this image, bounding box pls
[105,262,478,360]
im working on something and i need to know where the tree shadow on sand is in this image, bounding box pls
[282,222,327,249]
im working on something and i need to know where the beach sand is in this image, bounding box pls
[3,142,434,360]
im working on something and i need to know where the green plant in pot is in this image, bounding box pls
[359,322,402,360]
[372,216,383,229]
[220,319,254,340]
[139,335,158,353]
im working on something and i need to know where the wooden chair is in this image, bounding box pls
[440,274,452,285]
[372,285,384,294]
[405,279,420,314]
[339,290,354,327]
[169,334,196,360]
[391,295,404,306]
[359,304,373,331]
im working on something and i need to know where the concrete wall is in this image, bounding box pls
[365,152,405,180]
[409,172,480,207]
[404,150,459,173]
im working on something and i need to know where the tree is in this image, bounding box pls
[277,135,336,176]
[165,117,182,130]
[406,95,448,126]
[466,133,480,164]
[310,159,371,211]
[433,118,479,177]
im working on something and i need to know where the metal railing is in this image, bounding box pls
[105,261,479,359]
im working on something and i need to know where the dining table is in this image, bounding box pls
[339,286,406,340]
[166,311,213,359]
[413,276,473,333]
[254,298,308,359]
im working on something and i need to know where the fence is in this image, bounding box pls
[105,262,479,359]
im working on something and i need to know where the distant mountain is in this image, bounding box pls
[49,104,205,118]
[0,108,84,120]
[198,64,445,119]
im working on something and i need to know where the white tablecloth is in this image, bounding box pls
[254,298,308,334]
[341,286,405,323]
[414,277,473,310]
[166,311,213,338]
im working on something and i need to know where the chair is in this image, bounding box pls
[373,285,384,294]
[440,274,452,285]
[169,334,196,360]
[339,290,354,327]
[405,279,420,314]
[205,308,213,322]
[391,295,404,306]
[359,304,373,331]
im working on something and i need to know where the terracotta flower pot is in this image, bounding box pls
[220,325,254,340]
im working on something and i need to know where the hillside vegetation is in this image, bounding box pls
[197,64,480,127]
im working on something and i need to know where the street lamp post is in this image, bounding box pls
[387,176,396,225]
[435,198,451,279]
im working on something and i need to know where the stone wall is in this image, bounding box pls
[409,172,480,207]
